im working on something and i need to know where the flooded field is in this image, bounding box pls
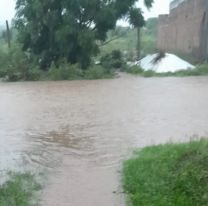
[0,75,208,206]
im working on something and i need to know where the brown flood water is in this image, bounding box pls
[0,74,208,206]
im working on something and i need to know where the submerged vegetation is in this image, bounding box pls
[0,172,41,206]
[122,139,208,206]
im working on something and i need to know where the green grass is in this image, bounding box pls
[122,139,208,206]
[0,172,41,206]
[127,64,208,77]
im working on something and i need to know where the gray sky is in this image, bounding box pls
[0,0,170,25]
[138,0,169,19]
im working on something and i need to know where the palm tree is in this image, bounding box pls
[136,0,153,60]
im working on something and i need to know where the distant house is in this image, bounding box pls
[157,0,208,62]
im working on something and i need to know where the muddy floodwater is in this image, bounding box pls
[0,74,208,206]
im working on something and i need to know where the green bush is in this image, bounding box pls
[84,65,114,79]
[0,45,114,81]
[126,65,156,77]
[191,64,208,75]
[127,65,143,74]
[0,45,116,81]
[25,68,43,81]
[100,50,126,70]
[0,172,41,206]
[47,61,114,81]
[142,70,156,77]
[111,50,122,59]
[47,61,83,80]
[0,45,41,81]
[100,53,112,69]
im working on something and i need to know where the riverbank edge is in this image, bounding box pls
[122,138,208,206]
[1,64,208,82]
[126,64,208,77]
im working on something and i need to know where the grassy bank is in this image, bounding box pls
[0,63,115,82]
[122,139,208,206]
[0,173,41,206]
[127,64,208,77]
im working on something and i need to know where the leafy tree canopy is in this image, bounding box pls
[15,0,153,69]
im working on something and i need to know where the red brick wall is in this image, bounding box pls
[157,0,207,61]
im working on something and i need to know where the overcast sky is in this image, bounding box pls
[0,0,170,25]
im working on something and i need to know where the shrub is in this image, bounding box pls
[111,50,122,59]
[126,65,157,77]
[127,65,143,74]
[0,45,116,81]
[100,53,112,69]
[25,68,42,81]
[100,50,126,70]
[142,70,156,77]
[47,61,83,80]
[0,172,41,206]
[47,61,114,81]
[193,64,208,75]
[84,65,114,79]
[0,44,41,81]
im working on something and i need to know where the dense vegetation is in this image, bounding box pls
[15,0,152,69]
[0,43,117,81]
[0,19,157,81]
[123,139,208,206]
[0,173,41,206]
[0,0,155,81]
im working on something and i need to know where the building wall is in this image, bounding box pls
[157,0,208,61]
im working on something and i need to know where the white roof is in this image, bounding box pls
[138,53,195,73]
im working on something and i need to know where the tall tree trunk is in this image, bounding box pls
[136,27,141,60]
[6,20,11,49]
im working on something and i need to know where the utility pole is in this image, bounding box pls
[206,0,208,62]
[6,20,11,49]
[136,27,141,60]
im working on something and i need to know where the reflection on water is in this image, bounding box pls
[0,75,208,206]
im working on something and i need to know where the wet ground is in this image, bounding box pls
[0,74,208,205]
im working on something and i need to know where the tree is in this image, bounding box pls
[15,0,153,70]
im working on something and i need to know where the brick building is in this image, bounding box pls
[157,0,208,61]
